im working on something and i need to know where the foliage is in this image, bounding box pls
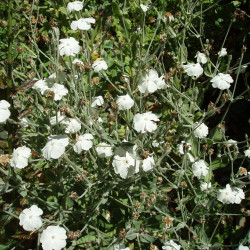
[0,0,250,249]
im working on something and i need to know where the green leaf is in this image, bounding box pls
[66,196,74,209]
[126,231,137,240]
[58,7,67,15]
[20,190,27,197]
[204,62,213,77]
[211,157,228,170]
[209,127,223,142]
[175,222,185,231]
[140,233,154,243]
[173,74,180,90]
[188,135,199,158]
[112,2,122,16]
[232,1,241,7]
[178,44,187,64]
[103,40,113,49]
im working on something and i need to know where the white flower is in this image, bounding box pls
[10,146,31,169]
[133,111,159,133]
[238,244,249,250]
[193,122,209,139]
[19,205,43,231]
[152,140,164,147]
[157,75,168,89]
[152,140,160,147]
[200,182,212,191]
[114,244,130,250]
[74,74,79,80]
[32,79,49,95]
[67,1,83,12]
[59,37,80,56]
[211,73,234,90]
[0,100,11,123]
[244,149,250,158]
[112,152,140,179]
[40,226,67,250]
[218,48,227,57]
[162,240,181,250]
[183,63,203,77]
[97,117,103,123]
[71,17,96,31]
[140,4,149,12]
[226,139,237,147]
[217,184,236,204]
[20,118,29,127]
[142,156,155,171]
[164,12,174,22]
[50,111,66,126]
[50,83,68,101]
[96,143,113,158]
[192,160,208,179]
[91,96,104,107]
[64,118,81,133]
[234,187,245,204]
[92,60,108,72]
[73,133,94,153]
[195,52,207,64]
[176,141,191,154]
[117,94,134,110]
[138,69,167,94]
[42,135,69,160]
[72,58,84,66]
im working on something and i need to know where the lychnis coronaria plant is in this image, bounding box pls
[0,0,249,249]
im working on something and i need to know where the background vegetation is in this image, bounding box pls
[0,0,249,249]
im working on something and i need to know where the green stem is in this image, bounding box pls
[7,0,14,154]
[7,0,13,91]
[0,209,19,219]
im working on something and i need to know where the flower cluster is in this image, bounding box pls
[3,1,248,249]
[19,205,66,249]
[32,76,68,101]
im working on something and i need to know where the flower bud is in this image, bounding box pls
[17,47,23,53]
[92,77,99,85]
[0,20,8,28]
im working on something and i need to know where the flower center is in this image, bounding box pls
[124,159,129,164]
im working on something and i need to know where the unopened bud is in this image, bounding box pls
[92,77,99,85]
[222,93,230,103]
